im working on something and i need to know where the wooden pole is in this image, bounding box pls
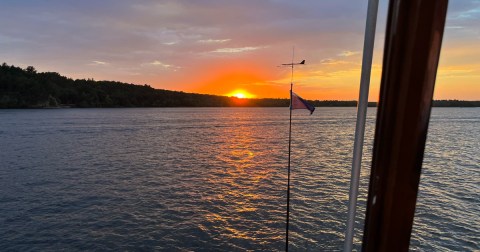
[362,0,449,251]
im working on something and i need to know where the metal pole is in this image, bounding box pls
[286,82,293,252]
[344,0,379,251]
[286,47,294,252]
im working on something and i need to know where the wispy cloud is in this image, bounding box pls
[143,60,180,71]
[90,61,109,65]
[453,7,480,20]
[321,58,350,65]
[446,26,465,29]
[149,60,173,68]
[338,50,359,57]
[438,65,478,77]
[198,39,231,43]
[212,46,261,53]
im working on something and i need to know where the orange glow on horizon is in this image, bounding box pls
[182,58,376,100]
[187,60,282,98]
[170,46,480,101]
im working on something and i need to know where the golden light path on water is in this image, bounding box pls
[202,111,286,246]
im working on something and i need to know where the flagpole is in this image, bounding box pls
[286,81,293,252]
[344,0,379,251]
[282,47,308,252]
[285,47,294,252]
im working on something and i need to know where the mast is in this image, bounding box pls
[362,0,448,250]
[286,47,294,252]
[282,47,305,252]
[286,81,292,252]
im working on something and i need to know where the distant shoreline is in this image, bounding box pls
[2,103,480,109]
[2,104,480,109]
[2,63,479,108]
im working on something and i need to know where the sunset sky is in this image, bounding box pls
[1,0,479,100]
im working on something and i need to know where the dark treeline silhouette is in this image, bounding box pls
[432,100,480,107]
[1,63,478,108]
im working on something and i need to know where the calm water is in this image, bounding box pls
[0,108,478,251]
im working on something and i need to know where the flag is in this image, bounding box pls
[291,91,315,115]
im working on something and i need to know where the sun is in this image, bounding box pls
[233,93,245,98]
[226,90,255,99]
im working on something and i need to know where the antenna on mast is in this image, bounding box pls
[280,47,306,252]
[280,48,306,85]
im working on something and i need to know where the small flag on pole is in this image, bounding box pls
[291,91,315,115]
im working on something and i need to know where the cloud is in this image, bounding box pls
[446,26,465,29]
[212,46,262,53]
[320,58,350,65]
[338,50,360,57]
[453,7,480,20]
[149,60,173,68]
[91,61,109,65]
[198,39,231,43]
[438,65,478,77]
[142,60,181,72]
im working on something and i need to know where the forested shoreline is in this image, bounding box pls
[1,63,478,108]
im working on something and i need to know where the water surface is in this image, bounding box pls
[0,108,478,251]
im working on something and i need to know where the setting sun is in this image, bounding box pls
[234,93,245,99]
[226,90,255,99]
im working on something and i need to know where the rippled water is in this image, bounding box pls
[0,108,478,251]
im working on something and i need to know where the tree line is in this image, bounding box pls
[1,63,478,108]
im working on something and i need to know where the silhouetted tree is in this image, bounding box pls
[26,66,36,74]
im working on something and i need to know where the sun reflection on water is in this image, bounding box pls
[201,112,283,244]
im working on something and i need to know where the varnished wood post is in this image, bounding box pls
[362,0,449,251]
